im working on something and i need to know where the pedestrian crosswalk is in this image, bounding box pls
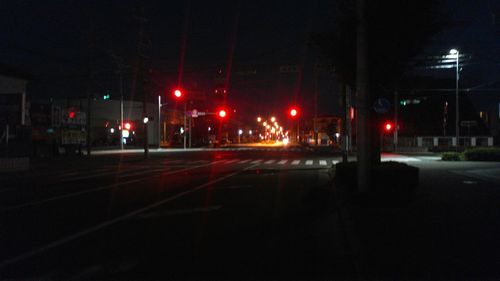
[215,147,305,152]
[48,158,338,183]
[47,155,421,184]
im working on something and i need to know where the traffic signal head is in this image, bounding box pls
[383,122,393,132]
[124,122,132,130]
[218,109,227,118]
[68,111,75,119]
[173,89,182,98]
[289,107,298,118]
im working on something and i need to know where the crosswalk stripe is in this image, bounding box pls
[277,160,288,165]
[305,160,313,165]
[224,159,240,164]
[264,159,276,164]
[238,159,251,164]
[319,160,328,165]
[251,159,263,164]
[291,160,300,165]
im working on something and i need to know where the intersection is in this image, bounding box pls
[0,148,499,280]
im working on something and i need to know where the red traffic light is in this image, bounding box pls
[289,107,299,118]
[124,122,132,130]
[173,89,182,98]
[383,122,393,132]
[68,111,75,119]
[218,109,227,118]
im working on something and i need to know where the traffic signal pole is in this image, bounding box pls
[189,115,192,148]
[120,74,124,150]
[183,102,187,149]
[394,90,398,152]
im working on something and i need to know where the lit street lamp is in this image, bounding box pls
[449,48,459,148]
[238,129,243,143]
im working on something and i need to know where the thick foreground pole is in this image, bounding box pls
[356,0,371,192]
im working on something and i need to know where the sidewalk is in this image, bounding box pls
[336,162,500,280]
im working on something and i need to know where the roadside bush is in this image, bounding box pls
[441,152,462,161]
[464,147,500,161]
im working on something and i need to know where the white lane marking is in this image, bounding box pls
[135,205,223,219]
[305,160,314,165]
[0,163,215,213]
[57,169,121,182]
[0,165,257,269]
[264,159,276,164]
[187,160,208,164]
[238,159,251,164]
[223,184,254,190]
[463,180,477,185]
[418,156,441,161]
[223,159,240,164]
[291,160,300,165]
[382,157,421,162]
[319,160,328,166]
[277,160,288,165]
[332,160,339,165]
[0,177,141,213]
[251,159,263,164]
[118,168,168,178]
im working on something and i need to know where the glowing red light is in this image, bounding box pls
[218,110,227,118]
[124,122,132,130]
[174,89,182,98]
[384,122,393,131]
[289,108,298,117]
[69,111,75,118]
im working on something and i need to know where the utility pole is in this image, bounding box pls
[158,95,161,148]
[341,84,348,162]
[134,3,151,158]
[346,85,352,153]
[86,93,92,156]
[120,71,124,150]
[356,0,371,192]
[394,89,398,152]
[455,50,460,150]
[313,66,319,146]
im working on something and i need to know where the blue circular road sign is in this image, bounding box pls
[373,98,391,114]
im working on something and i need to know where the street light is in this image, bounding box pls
[450,48,459,148]
[238,129,243,143]
[270,116,276,123]
[257,117,262,123]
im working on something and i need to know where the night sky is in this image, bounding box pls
[1,0,499,120]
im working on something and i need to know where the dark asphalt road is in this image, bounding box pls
[0,149,354,280]
[1,150,499,280]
